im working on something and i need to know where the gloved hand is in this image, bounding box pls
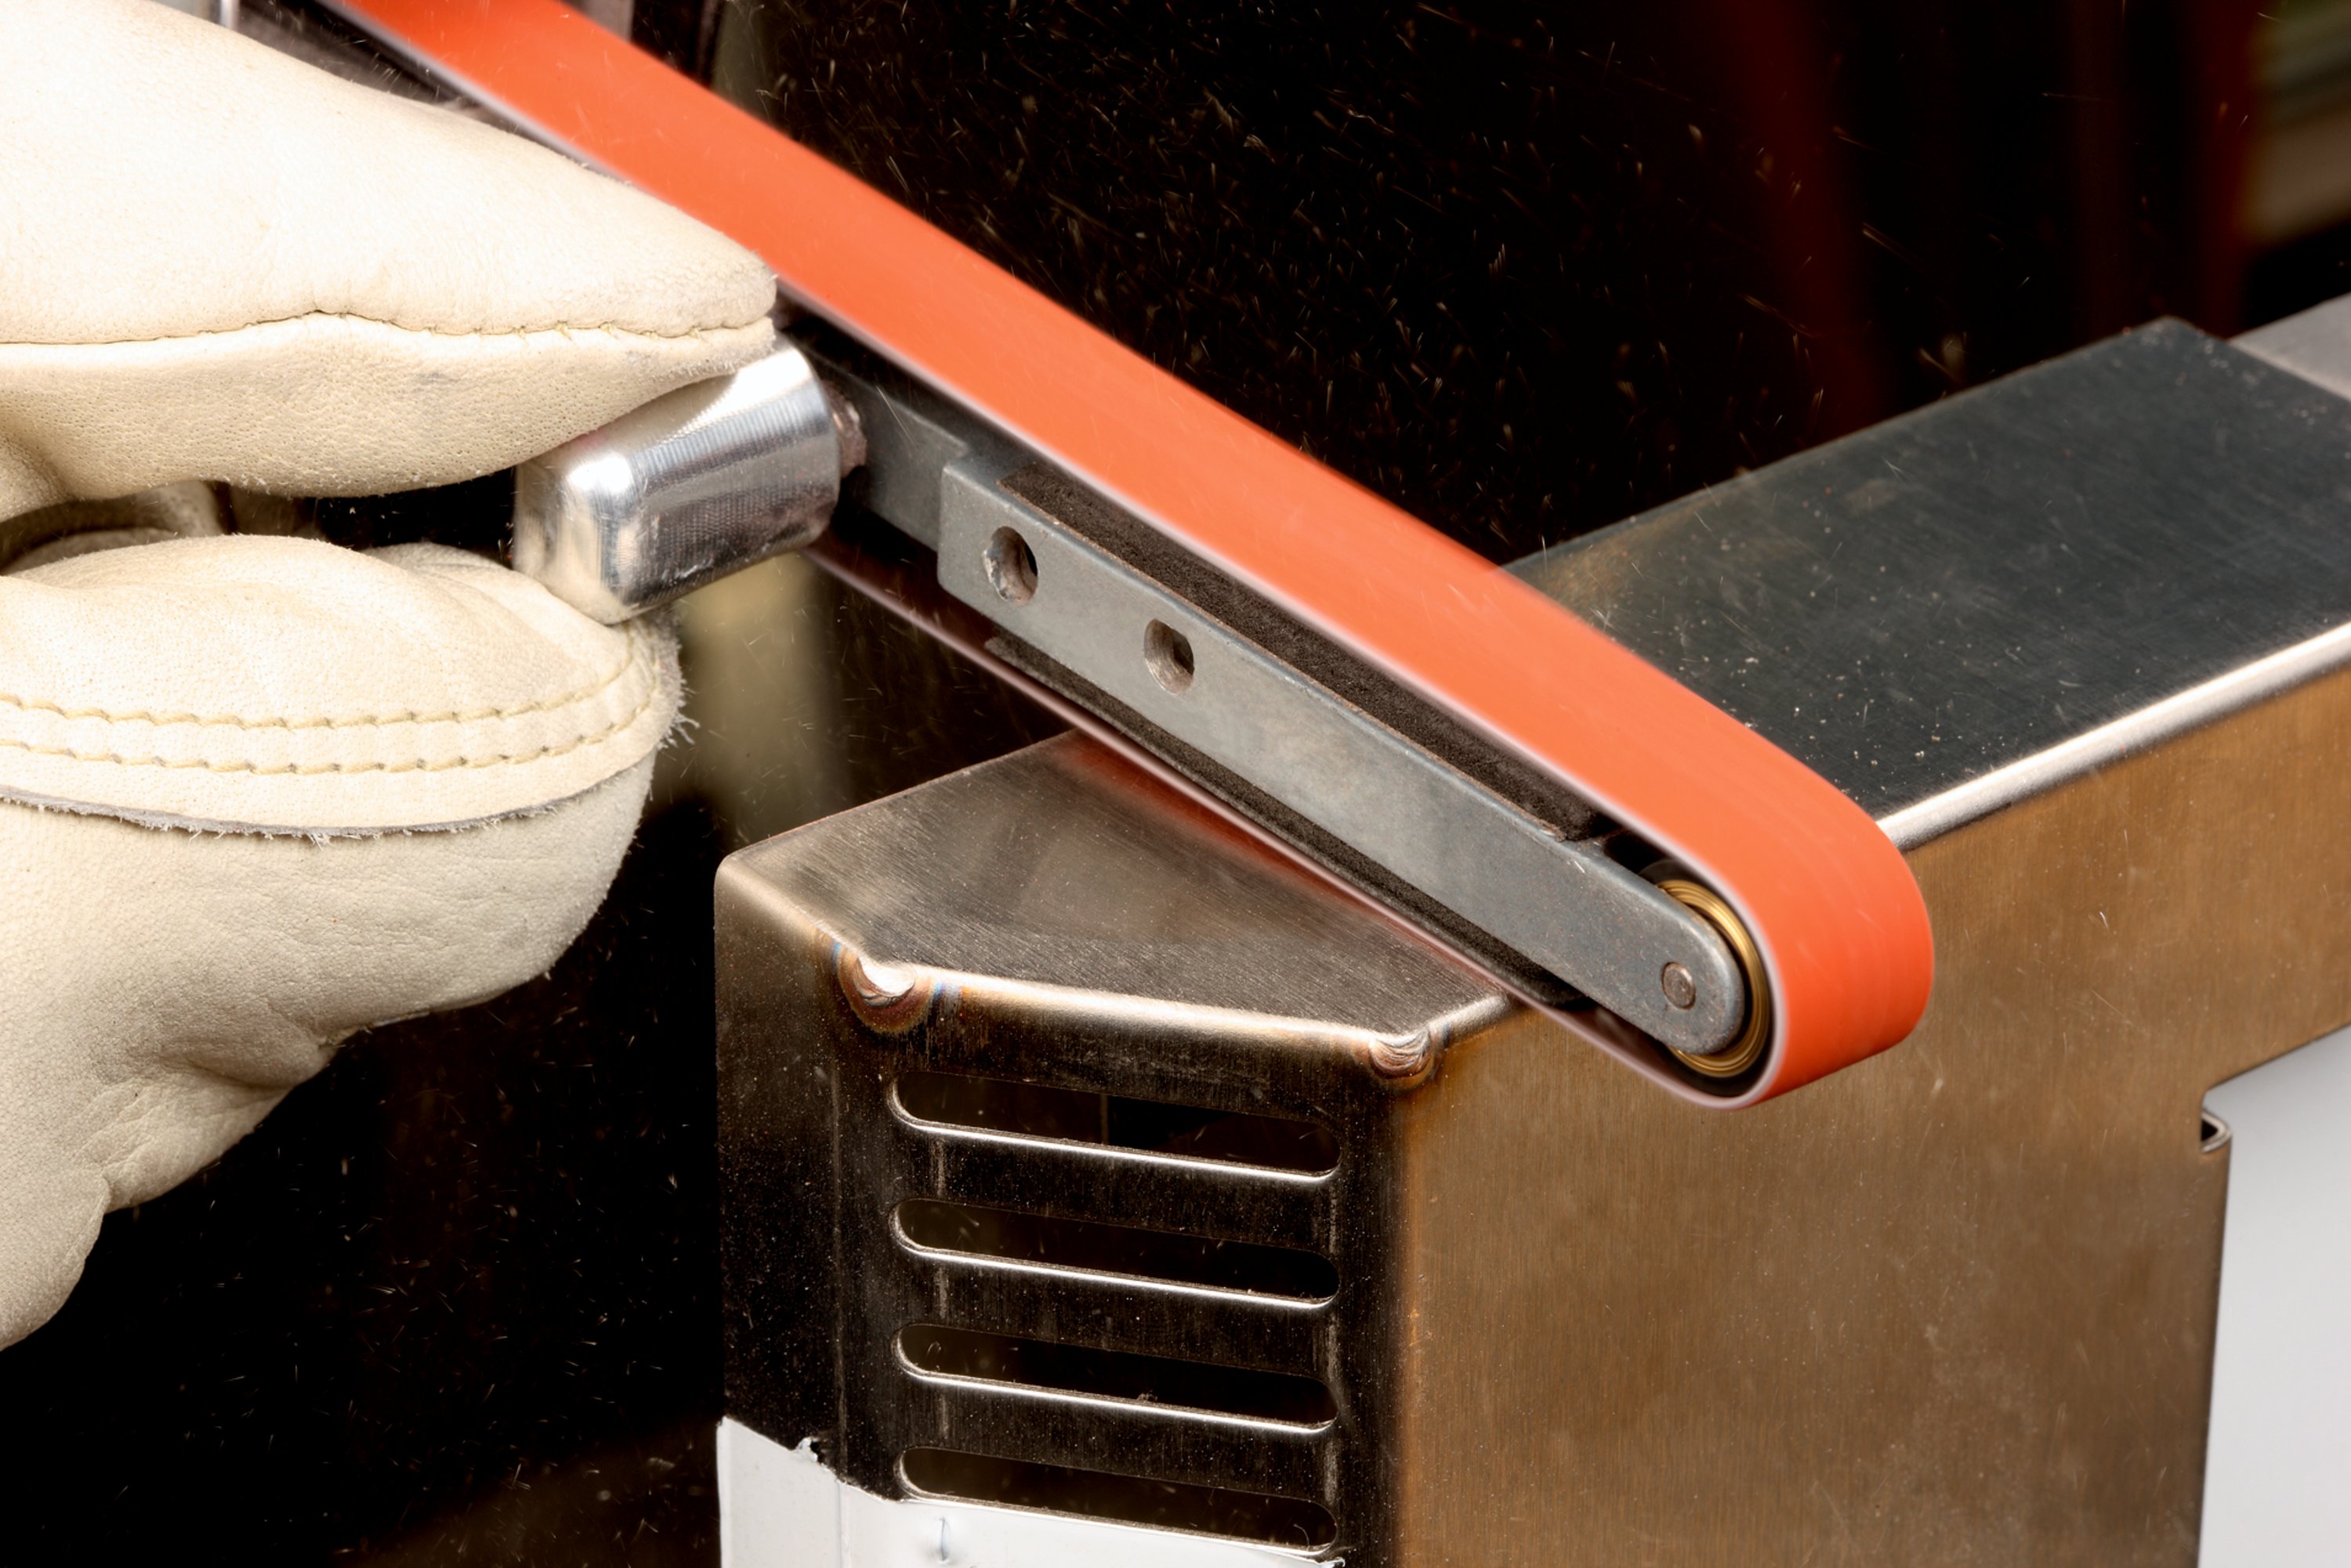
[0,0,779,1345]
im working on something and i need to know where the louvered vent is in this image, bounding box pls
[831,1048,1360,1554]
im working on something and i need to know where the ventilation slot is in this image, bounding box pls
[896,1198,1338,1301]
[901,1447,1338,1550]
[895,1070,1337,1174]
[899,1323,1335,1427]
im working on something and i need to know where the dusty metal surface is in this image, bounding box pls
[1512,320,2351,846]
[717,736,1515,1559]
[720,734,1504,1034]
[1389,657,2351,1565]
[723,641,2351,1560]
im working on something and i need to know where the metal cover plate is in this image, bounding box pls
[1516,321,2351,842]
[726,735,1502,1037]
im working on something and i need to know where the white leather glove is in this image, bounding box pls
[0,0,780,1345]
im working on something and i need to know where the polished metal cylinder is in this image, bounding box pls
[512,343,858,622]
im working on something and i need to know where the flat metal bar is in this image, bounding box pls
[930,459,1745,1054]
[815,349,1744,1029]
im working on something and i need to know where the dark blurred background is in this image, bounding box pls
[6,0,2349,1558]
[643,0,2345,560]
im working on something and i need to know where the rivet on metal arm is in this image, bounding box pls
[1650,878,1771,1079]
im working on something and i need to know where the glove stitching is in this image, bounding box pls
[0,641,639,732]
[7,312,767,350]
[0,664,663,778]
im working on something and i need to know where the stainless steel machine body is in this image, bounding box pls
[719,738,1485,1558]
[715,306,2351,1563]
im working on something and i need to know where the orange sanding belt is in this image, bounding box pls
[334,0,1934,1106]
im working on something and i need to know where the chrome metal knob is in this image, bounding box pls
[511,343,863,623]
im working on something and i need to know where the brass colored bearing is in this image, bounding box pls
[1653,878,1770,1080]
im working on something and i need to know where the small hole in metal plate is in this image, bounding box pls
[984,527,1038,603]
[895,1198,1337,1300]
[899,1323,1336,1426]
[2201,1112,2231,1154]
[900,1447,1337,1550]
[1144,619,1195,693]
[896,1070,1336,1174]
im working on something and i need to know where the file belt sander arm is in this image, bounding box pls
[509,336,1758,1070]
[337,0,1934,1105]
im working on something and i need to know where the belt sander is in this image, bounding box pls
[312,3,2351,1560]
[329,0,1933,1109]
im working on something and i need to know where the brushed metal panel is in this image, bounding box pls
[725,658,2351,1561]
[1389,660,2351,1565]
[731,733,1502,1035]
[1512,321,2351,843]
[719,737,1516,1555]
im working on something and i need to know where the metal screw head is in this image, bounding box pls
[1660,961,1698,1010]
